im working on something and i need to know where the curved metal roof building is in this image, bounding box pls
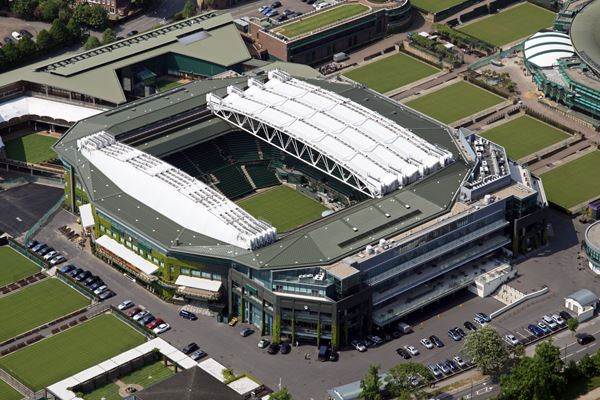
[523,31,575,68]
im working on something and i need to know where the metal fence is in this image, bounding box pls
[8,238,46,269]
[24,194,65,244]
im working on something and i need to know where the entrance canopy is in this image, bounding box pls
[95,235,159,275]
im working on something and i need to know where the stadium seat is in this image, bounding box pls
[213,165,254,199]
[245,164,280,189]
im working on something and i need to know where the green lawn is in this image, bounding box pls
[157,79,184,92]
[405,81,504,123]
[0,246,40,287]
[343,52,439,93]
[0,379,22,400]
[458,3,556,46]
[410,0,469,13]
[0,314,145,391]
[238,185,327,232]
[541,151,600,209]
[480,115,570,160]
[0,278,89,343]
[277,4,369,38]
[4,133,57,164]
[84,361,175,400]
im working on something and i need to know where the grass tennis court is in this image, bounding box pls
[480,115,570,160]
[0,314,145,391]
[405,81,504,123]
[0,278,89,343]
[4,133,57,164]
[84,361,175,400]
[541,151,600,209]
[343,52,439,93]
[156,79,184,92]
[277,4,369,38]
[457,3,556,46]
[411,0,468,13]
[238,185,327,232]
[0,246,40,287]
[0,379,22,400]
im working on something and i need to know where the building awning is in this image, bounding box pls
[79,203,95,228]
[95,235,159,275]
[175,275,222,292]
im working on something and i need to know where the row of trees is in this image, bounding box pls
[360,363,434,400]
[10,0,109,29]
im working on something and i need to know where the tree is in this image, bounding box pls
[38,0,62,22]
[84,35,101,50]
[1,42,20,63]
[578,353,597,378]
[66,17,82,41]
[181,0,197,18]
[568,318,579,335]
[360,364,383,400]
[102,28,116,44]
[49,18,71,45]
[72,3,90,26]
[36,29,53,52]
[11,0,36,20]
[385,362,432,400]
[463,326,510,377]
[86,4,109,29]
[16,35,37,57]
[270,387,293,400]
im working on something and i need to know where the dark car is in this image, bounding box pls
[60,264,76,274]
[127,307,142,318]
[283,8,294,15]
[329,351,339,362]
[99,289,115,300]
[267,343,280,354]
[76,270,91,282]
[4,37,13,44]
[127,30,139,37]
[69,267,83,277]
[179,309,197,320]
[445,359,458,371]
[271,1,281,7]
[464,321,477,331]
[559,310,573,322]
[19,30,32,39]
[455,327,467,337]
[39,246,53,256]
[318,345,329,361]
[89,280,104,290]
[396,348,411,359]
[429,335,444,348]
[280,343,291,354]
[191,349,207,360]
[276,14,288,22]
[27,240,38,249]
[84,275,98,285]
[240,327,254,337]
[139,313,155,325]
[577,333,595,345]
[182,342,199,354]
[116,36,124,40]
[527,324,544,337]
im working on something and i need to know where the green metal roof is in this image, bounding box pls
[0,13,251,105]
[55,77,470,270]
[571,0,600,74]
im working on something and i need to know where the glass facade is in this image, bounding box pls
[585,222,600,275]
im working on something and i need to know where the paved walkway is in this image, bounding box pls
[579,386,600,400]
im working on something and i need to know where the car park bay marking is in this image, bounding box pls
[516,331,528,339]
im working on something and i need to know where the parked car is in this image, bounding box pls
[31,243,45,252]
[60,264,76,274]
[453,355,467,368]
[367,335,383,346]
[559,310,573,322]
[3,37,13,44]
[475,312,491,322]
[139,314,155,325]
[280,343,291,354]
[43,250,58,260]
[396,348,411,359]
[133,310,149,321]
[89,280,104,291]
[445,359,458,371]
[455,327,467,337]
[27,240,38,249]
[182,342,199,354]
[258,338,270,349]
[69,267,83,277]
[128,307,142,318]
[77,270,91,282]
[527,324,544,337]
[504,334,520,346]
[19,30,32,39]
[127,30,139,37]
[552,314,566,326]
[179,309,197,320]
[84,276,100,287]
[420,338,434,349]
[428,364,442,379]
[271,1,281,7]
[99,290,115,300]
[153,323,170,334]
[228,316,238,326]
[537,322,551,334]
[38,246,53,256]
[11,31,22,41]
[49,255,66,266]
[261,6,272,14]
[577,333,595,345]
[267,343,280,354]
[258,5,268,12]
[191,349,207,360]
[542,315,559,330]
[276,14,288,22]
[329,351,339,362]
[118,300,134,310]
[464,321,477,331]
[473,315,488,327]
[240,327,254,337]
[93,285,107,295]
[266,9,279,17]
[351,339,367,352]
[448,328,462,341]
[283,8,294,15]
[429,335,444,348]
[437,362,451,374]
[84,275,98,285]
[147,318,162,329]
[405,345,419,356]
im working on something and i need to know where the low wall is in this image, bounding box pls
[490,286,549,319]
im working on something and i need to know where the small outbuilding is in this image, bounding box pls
[565,289,598,322]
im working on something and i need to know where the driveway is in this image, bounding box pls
[0,17,50,42]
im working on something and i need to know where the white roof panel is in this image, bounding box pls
[175,275,222,292]
[228,376,261,394]
[95,235,159,275]
[207,70,453,197]
[0,96,105,124]
[79,203,95,228]
[524,31,575,68]
[198,358,228,382]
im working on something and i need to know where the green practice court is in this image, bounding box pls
[4,133,57,164]
[0,379,22,400]
[457,3,556,46]
[276,4,369,38]
[0,246,40,287]
[238,185,327,232]
[343,52,439,93]
[156,79,184,92]
[0,278,90,343]
[411,0,470,13]
[480,115,570,160]
[541,151,600,210]
[0,314,145,391]
[405,81,504,123]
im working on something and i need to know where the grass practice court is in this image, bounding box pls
[156,79,184,92]
[0,246,40,287]
[276,4,369,38]
[84,361,175,400]
[541,151,600,210]
[0,278,89,343]
[405,81,504,123]
[0,379,22,400]
[4,133,57,164]
[410,0,469,13]
[343,52,439,93]
[0,314,145,391]
[457,3,555,46]
[238,185,327,232]
[480,115,570,160]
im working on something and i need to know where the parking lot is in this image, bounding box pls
[230,0,319,20]
[26,207,599,399]
[0,17,49,46]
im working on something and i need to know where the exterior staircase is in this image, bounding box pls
[240,165,257,189]
[493,283,526,305]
